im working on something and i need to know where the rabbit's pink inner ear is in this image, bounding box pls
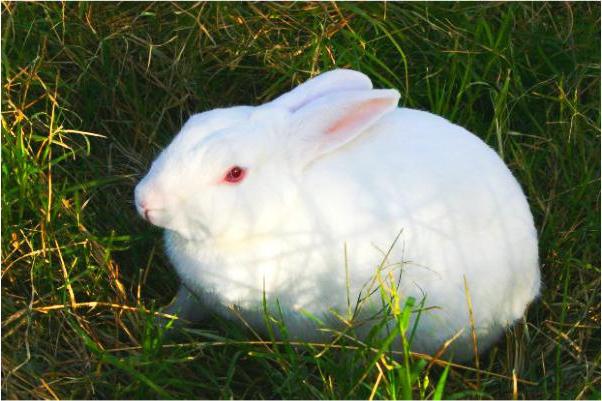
[326,98,394,136]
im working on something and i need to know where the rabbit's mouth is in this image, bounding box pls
[142,208,162,224]
[140,208,169,228]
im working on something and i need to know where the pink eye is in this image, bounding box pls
[223,166,246,184]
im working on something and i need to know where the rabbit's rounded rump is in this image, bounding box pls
[135,69,540,361]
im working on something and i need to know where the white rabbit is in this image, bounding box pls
[134,69,540,361]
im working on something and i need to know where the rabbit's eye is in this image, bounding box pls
[223,166,246,184]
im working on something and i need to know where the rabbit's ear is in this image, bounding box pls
[270,69,373,112]
[289,89,400,167]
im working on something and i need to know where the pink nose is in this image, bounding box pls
[135,197,149,220]
[134,182,162,223]
[136,199,150,221]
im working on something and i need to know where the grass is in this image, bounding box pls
[1,1,600,399]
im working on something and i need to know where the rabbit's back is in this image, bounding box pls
[296,107,540,355]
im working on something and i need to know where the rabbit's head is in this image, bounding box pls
[135,69,400,242]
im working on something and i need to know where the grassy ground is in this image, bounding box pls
[1,2,600,399]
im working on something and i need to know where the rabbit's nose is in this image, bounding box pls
[134,181,164,223]
[137,199,151,221]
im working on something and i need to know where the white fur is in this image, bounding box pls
[135,69,540,361]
